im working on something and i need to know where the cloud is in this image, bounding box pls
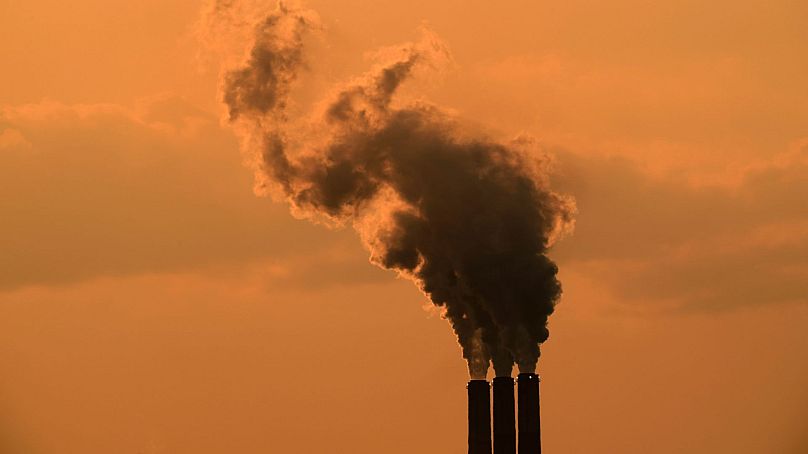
[462,50,808,169]
[551,142,808,310]
[3,89,801,314]
[0,96,375,291]
[0,128,31,151]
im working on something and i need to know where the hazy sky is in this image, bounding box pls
[1,1,806,453]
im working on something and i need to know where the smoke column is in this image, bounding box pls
[212,2,575,378]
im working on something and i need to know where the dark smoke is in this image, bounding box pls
[217,3,575,378]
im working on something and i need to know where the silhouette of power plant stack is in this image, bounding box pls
[467,373,541,454]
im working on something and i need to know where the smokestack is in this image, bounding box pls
[492,377,516,454]
[467,380,492,454]
[517,373,541,454]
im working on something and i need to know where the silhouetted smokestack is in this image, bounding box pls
[517,373,541,454]
[492,377,516,454]
[467,380,492,454]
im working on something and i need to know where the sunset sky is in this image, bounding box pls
[1,1,807,453]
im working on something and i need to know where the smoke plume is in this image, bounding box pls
[215,2,575,378]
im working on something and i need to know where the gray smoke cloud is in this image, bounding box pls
[217,3,575,378]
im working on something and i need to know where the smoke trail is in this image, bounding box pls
[217,2,575,378]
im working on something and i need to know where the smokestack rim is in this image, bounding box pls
[516,372,540,383]
[492,376,515,385]
[467,379,491,389]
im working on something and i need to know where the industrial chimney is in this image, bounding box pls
[467,380,492,454]
[517,373,541,454]
[492,377,516,454]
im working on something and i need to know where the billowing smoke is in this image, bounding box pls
[214,2,575,378]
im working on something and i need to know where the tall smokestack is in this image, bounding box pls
[492,377,516,454]
[517,373,541,454]
[467,380,492,454]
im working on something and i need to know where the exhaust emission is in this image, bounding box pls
[212,2,575,382]
[205,3,566,452]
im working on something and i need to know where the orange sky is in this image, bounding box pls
[1,1,807,453]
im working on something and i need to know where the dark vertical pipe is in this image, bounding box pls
[467,380,492,454]
[517,373,541,454]
[492,377,516,454]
